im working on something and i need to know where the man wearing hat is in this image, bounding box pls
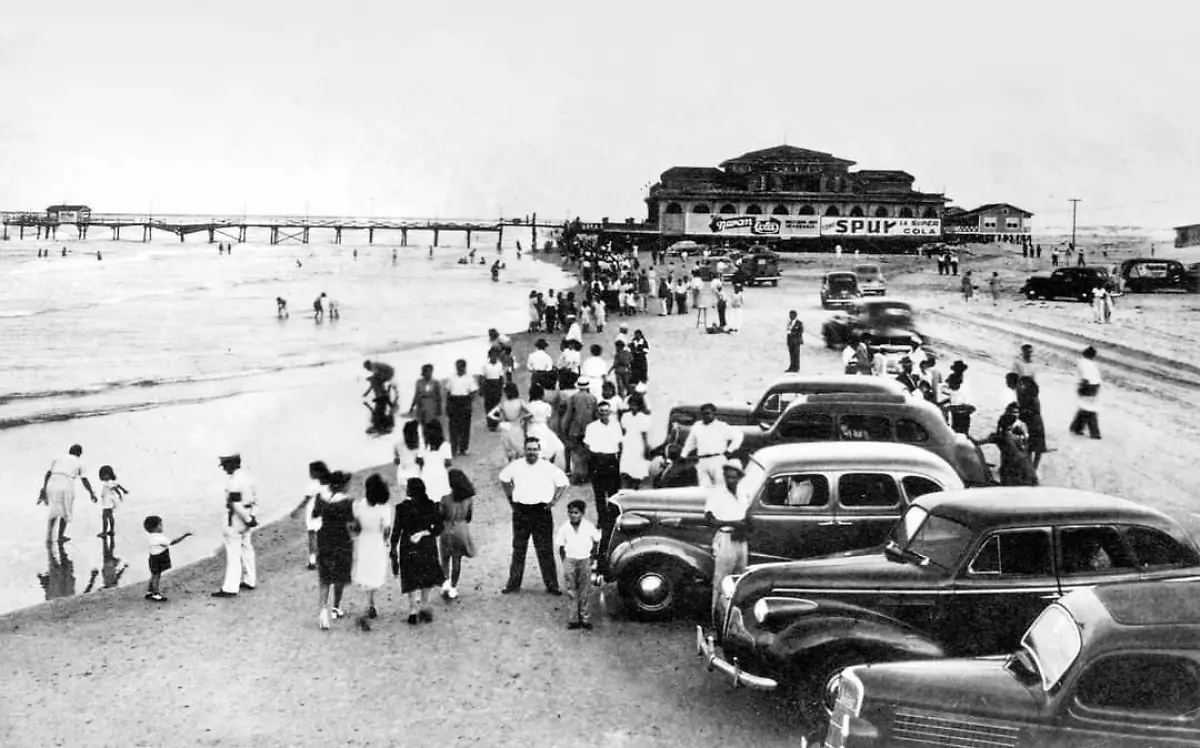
[562,375,598,485]
[704,457,749,619]
[895,356,920,394]
[212,452,258,598]
[681,404,745,487]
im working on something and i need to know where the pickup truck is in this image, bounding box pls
[1020,266,1114,302]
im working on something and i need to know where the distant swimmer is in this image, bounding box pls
[62,247,67,257]
[96,251,102,261]
[296,259,302,268]
[479,257,487,265]
[429,246,434,259]
[457,256,469,265]
[313,292,327,321]
[353,249,358,260]
[276,297,289,318]
[328,297,340,320]
[469,249,477,261]
[392,249,398,265]
[491,260,501,282]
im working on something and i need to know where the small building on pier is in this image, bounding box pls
[46,204,91,223]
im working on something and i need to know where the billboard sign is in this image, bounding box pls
[820,218,941,237]
[688,214,820,238]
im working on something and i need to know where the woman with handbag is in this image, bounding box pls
[1069,346,1102,439]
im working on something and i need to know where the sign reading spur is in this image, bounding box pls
[691,214,821,237]
[820,217,941,237]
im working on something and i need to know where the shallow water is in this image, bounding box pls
[0,234,570,614]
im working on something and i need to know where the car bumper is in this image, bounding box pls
[696,625,779,690]
[823,298,857,307]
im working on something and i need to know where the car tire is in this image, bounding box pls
[797,647,871,737]
[617,558,685,621]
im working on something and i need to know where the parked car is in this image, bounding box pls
[698,487,1200,737]
[694,253,735,281]
[821,299,922,371]
[821,272,861,309]
[825,578,1200,748]
[730,248,782,287]
[1020,266,1115,302]
[665,240,705,257]
[853,264,887,296]
[1120,258,1191,293]
[728,393,992,487]
[606,443,964,620]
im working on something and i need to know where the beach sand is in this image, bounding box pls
[3,242,1198,747]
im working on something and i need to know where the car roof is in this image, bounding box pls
[853,263,881,271]
[860,298,913,310]
[1097,580,1200,627]
[763,374,906,394]
[824,271,858,279]
[777,393,947,422]
[916,487,1173,531]
[750,441,960,476]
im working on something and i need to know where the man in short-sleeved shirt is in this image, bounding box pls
[499,437,568,594]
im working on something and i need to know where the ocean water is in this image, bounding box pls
[0,230,571,614]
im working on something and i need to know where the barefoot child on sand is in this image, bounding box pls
[97,465,129,538]
[144,515,191,602]
[289,461,330,570]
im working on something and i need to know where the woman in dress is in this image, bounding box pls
[619,393,653,489]
[351,474,393,630]
[488,382,528,462]
[525,383,565,468]
[393,420,422,487]
[314,470,355,630]
[628,329,650,386]
[438,469,476,600]
[527,290,541,333]
[409,363,444,438]
[391,478,445,624]
[416,420,452,502]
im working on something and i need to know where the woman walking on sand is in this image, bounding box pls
[961,271,974,303]
[417,420,453,502]
[314,471,355,630]
[351,474,393,630]
[629,329,651,386]
[489,382,529,462]
[392,478,445,624]
[619,393,653,490]
[393,420,422,487]
[439,469,476,600]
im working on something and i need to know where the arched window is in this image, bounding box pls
[899,207,914,218]
[772,205,789,215]
[797,204,815,215]
[745,204,763,215]
[824,205,840,217]
[849,206,864,217]
[692,203,711,214]
[922,207,938,218]
[665,202,683,214]
[874,207,889,218]
[720,204,737,214]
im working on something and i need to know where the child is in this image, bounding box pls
[289,461,330,570]
[97,465,129,538]
[314,470,355,629]
[555,499,601,630]
[143,515,191,602]
[439,469,476,600]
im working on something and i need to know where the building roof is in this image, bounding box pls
[855,170,915,180]
[919,487,1169,531]
[719,144,855,169]
[46,204,91,212]
[659,166,725,182]
[955,202,1034,218]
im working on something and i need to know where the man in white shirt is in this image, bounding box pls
[1069,345,1102,439]
[479,349,506,433]
[212,453,258,598]
[444,358,479,456]
[527,338,556,392]
[682,404,745,487]
[499,437,569,595]
[704,458,749,619]
[584,401,623,531]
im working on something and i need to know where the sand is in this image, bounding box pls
[2,240,1198,747]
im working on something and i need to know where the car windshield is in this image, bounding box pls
[1020,605,1082,691]
[888,505,973,570]
[738,459,767,507]
[854,265,881,279]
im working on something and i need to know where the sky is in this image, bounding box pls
[2,0,1198,230]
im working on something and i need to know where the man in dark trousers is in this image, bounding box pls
[785,310,804,372]
[443,358,478,456]
[499,437,568,595]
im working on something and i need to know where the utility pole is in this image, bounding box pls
[1069,198,1081,251]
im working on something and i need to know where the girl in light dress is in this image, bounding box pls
[351,473,393,630]
[439,469,476,600]
[97,465,129,538]
[488,382,529,462]
[619,393,653,489]
[393,420,423,487]
[727,284,744,333]
[525,383,564,467]
[416,420,453,502]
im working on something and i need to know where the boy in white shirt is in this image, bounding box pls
[556,499,601,630]
[144,515,192,602]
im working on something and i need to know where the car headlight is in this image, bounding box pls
[752,598,771,625]
[751,597,819,626]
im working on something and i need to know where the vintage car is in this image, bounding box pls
[1120,257,1191,293]
[605,442,964,620]
[694,253,734,281]
[852,264,887,296]
[660,374,907,455]
[821,300,922,374]
[698,487,1200,739]
[729,393,992,487]
[822,579,1200,748]
[730,248,782,286]
[1020,266,1116,302]
[821,272,861,309]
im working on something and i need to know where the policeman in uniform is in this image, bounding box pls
[212,452,258,598]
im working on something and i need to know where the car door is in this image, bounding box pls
[939,527,1058,656]
[1055,524,1142,598]
[833,471,907,551]
[746,472,846,563]
[1055,651,1200,747]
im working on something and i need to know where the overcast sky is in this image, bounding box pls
[2,1,1196,229]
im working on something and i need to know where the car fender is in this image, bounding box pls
[607,535,713,582]
[769,607,947,668]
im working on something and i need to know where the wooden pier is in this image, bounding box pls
[0,211,563,248]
